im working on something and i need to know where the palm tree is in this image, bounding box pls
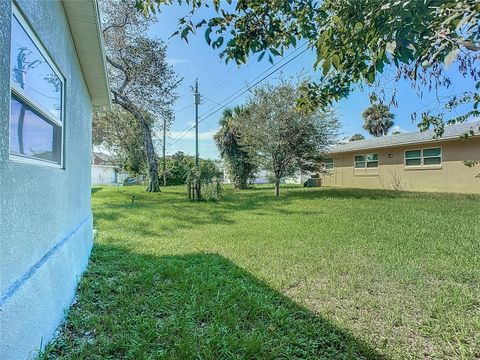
[362,104,395,137]
[214,106,256,189]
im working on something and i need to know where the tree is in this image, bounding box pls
[214,106,257,189]
[349,134,365,142]
[100,0,180,192]
[362,104,395,137]
[135,0,479,136]
[237,80,339,197]
[93,106,147,175]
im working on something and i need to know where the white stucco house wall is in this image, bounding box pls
[91,152,129,185]
[0,1,110,358]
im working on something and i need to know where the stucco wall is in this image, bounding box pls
[0,1,93,358]
[322,137,480,193]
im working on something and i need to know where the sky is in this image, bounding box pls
[148,4,476,160]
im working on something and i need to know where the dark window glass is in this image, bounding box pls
[406,158,421,166]
[10,96,61,163]
[423,148,441,157]
[423,157,441,165]
[405,150,421,159]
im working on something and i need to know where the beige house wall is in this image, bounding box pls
[322,137,480,194]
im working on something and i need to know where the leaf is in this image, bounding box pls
[270,48,281,56]
[322,58,331,76]
[205,27,212,45]
[195,19,207,28]
[366,66,375,84]
[258,51,266,62]
[181,27,189,40]
[331,55,340,70]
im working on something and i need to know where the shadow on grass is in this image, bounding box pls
[44,246,384,359]
[91,187,103,195]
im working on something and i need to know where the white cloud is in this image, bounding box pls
[391,125,408,134]
[167,58,190,65]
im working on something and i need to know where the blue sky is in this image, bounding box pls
[149,5,476,160]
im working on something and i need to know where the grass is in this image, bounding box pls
[44,185,480,359]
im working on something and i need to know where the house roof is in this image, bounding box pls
[93,151,115,164]
[330,120,480,154]
[62,0,111,109]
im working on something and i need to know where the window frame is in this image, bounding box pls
[404,147,442,169]
[9,4,65,168]
[354,153,379,169]
[325,158,334,171]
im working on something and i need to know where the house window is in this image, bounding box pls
[405,148,441,167]
[354,153,378,169]
[325,158,334,171]
[10,7,64,166]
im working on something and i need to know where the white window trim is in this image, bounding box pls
[404,147,442,169]
[9,3,65,168]
[325,158,334,171]
[354,153,379,169]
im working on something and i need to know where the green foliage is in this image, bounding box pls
[186,163,223,201]
[349,133,365,142]
[135,0,480,135]
[164,152,222,187]
[362,104,395,137]
[236,78,339,196]
[214,107,257,189]
[93,105,147,175]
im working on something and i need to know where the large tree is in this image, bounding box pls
[237,80,339,197]
[214,106,256,189]
[135,0,479,136]
[362,104,395,137]
[93,105,147,175]
[100,0,180,192]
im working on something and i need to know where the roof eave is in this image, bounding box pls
[328,135,463,155]
[62,0,111,110]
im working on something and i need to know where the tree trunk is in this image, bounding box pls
[274,178,280,197]
[115,98,160,192]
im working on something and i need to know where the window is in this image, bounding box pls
[355,153,378,169]
[405,148,441,168]
[10,7,64,166]
[325,158,334,171]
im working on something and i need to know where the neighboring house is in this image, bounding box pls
[322,120,480,193]
[0,1,110,359]
[91,151,128,185]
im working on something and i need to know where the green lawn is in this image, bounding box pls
[44,185,480,359]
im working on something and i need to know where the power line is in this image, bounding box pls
[198,46,310,124]
[199,43,308,122]
[174,104,193,114]
[168,44,310,146]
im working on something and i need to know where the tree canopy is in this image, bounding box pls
[349,134,365,142]
[135,0,479,136]
[237,79,339,196]
[93,105,147,175]
[214,106,257,189]
[101,0,181,191]
[362,104,395,137]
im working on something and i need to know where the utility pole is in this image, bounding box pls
[162,117,166,186]
[194,78,200,167]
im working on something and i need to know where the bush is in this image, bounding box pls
[186,166,223,201]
